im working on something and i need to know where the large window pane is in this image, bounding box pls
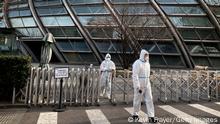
[114,5,156,14]
[205,0,220,5]
[156,0,197,4]
[56,16,74,26]
[157,42,178,53]
[87,27,119,38]
[186,43,206,54]
[26,28,42,37]
[68,0,102,4]
[150,55,166,66]
[203,43,220,55]
[48,27,65,37]
[210,57,220,67]
[57,41,73,51]
[71,40,90,51]
[193,57,210,66]
[112,0,149,3]
[161,6,204,15]
[80,53,98,64]
[22,18,36,27]
[62,27,81,37]
[37,7,67,15]
[10,18,24,27]
[170,17,212,27]
[63,52,82,62]
[79,16,115,26]
[178,29,199,40]
[142,42,161,53]
[164,56,184,66]
[122,16,164,27]
[73,5,109,14]
[41,17,58,26]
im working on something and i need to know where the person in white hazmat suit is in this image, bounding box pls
[100,53,116,99]
[132,49,157,123]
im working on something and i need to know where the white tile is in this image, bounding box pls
[124,107,148,123]
[189,104,220,118]
[159,105,208,124]
[86,109,110,124]
[37,112,57,124]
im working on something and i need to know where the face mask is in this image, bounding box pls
[144,54,149,62]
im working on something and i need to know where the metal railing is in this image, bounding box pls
[14,68,220,106]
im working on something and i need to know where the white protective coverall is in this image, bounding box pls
[100,53,116,99]
[132,49,155,117]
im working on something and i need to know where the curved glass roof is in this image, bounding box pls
[2,0,220,69]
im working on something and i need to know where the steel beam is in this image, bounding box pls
[62,0,104,63]
[28,0,66,63]
[197,0,220,36]
[150,0,193,68]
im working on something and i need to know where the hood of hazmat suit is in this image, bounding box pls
[100,53,116,72]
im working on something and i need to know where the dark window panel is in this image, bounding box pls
[170,17,212,27]
[96,40,131,53]
[131,27,172,39]
[141,42,161,53]
[57,40,91,52]
[34,0,62,6]
[196,29,219,40]
[203,43,220,56]
[157,42,178,53]
[161,6,204,15]
[48,27,65,37]
[68,0,102,4]
[73,5,109,14]
[186,43,206,54]
[156,0,197,4]
[210,57,220,67]
[62,27,82,37]
[80,53,98,64]
[178,28,200,40]
[17,28,42,37]
[210,7,220,16]
[63,52,82,63]
[150,55,166,66]
[121,16,165,27]
[114,5,156,14]
[164,56,184,66]
[57,41,73,51]
[86,27,119,38]
[193,57,211,66]
[36,6,67,16]
[111,0,149,3]
[71,40,91,52]
[79,16,116,26]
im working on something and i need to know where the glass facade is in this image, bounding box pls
[1,0,220,69]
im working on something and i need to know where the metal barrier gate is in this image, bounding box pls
[25,67,101,106]
[14,68,220,106]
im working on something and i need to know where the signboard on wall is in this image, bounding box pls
[54,67,69,79]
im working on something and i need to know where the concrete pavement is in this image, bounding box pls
[0,102,220,124]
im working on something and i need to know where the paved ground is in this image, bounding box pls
[0,102,220,124]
